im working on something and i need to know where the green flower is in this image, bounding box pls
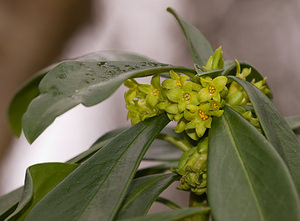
[124,79,145,105]
[160,71,201,121]
[124,78,160,125]
[234,59,251,80]
[162,70,190,89]
[183,103,218,139]
[252,77,271,97]
[202,46,224,71]
[138,75,162,107]
[176,138,208,195]
[198,76,227,103]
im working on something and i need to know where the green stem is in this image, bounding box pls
[186,193,210,221]
[157,134,192,152]
[156,197,181,209]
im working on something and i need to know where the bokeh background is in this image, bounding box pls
[1,0,300,209]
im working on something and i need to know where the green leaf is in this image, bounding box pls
[119,207,210,221]
[68,127,182,164]
[25,114,169,221]
[8,51,155,137]
[167,8,213,67]
[8,73,46,136]
[155,197,181,209]
[229,76,300,196]
[134,163,177,178]
[67,127,127,164]
[208,106,300,221]
[116,173,177,219]
[286,115,300,134]
[7,163,78,221]
[0,187,23,220]
[22,60,192,143]
[143,138,183,162]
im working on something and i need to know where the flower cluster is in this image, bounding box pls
[123,47,271,195]
[176,138,208,195]
[124,72,228,140]
[226,60,270,130]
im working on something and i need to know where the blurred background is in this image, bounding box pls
[1,0,300,208]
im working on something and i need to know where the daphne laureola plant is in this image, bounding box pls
[1,7,300,221]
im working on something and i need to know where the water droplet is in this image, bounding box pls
[97,61,107,66]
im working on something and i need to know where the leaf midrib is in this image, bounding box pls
[121,174,173,211]
[223,114,265,221]
[75,121,155,221]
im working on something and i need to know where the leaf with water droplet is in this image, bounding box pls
[22,60,194,143]
[8,51,173,137]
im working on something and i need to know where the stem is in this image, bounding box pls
[186,192,210,221]
[156,197,181,209]
[157,133,192,152]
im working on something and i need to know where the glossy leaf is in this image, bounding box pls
[25,114,169,221]
[8,51,158,136]
[119,207,210,221]
[8,73,46,136]
[116,173,177,219]
[286,115,300,134]
[229,76,300,196]
[167,8,213,67]
[22,60,193,143]
[208,106,300,221]
[0,187,23,220]
[7,163,78,221]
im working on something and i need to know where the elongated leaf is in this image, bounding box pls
[167,8,213,66]
[22,60,193,143]
[120,207,210,221]
[0,187,23,220]
[229,76,300,196]
[7,163,78,221]
[155,197,181,209]
[286,115,300,134]
[8,51,157,136]
[69,127,182,164]
[8,73,46,136]
[208,106,300,221]
[67,128,127,163]
[25,114,169,221]
[135,163,177,178]
[116,173,177,219]
[144,138,183,162]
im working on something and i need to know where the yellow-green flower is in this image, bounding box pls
[202,46,224,71]
[138,75,162,107]
[183,103,215,139]
[176,137,208,195]
[162,70,188,89]
[198,76,228,103]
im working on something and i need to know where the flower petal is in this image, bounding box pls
[165,104,178,114]
[138,84,153,94]
[212,76,227,91]
[162,79,177,89]
[166,88,182,102]
[151,74,161,89]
